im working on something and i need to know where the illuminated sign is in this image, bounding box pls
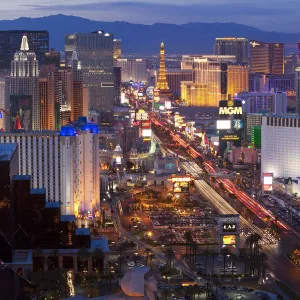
[233,119,244,130]
[219,107,242,115]
[142,129,152,137]
[263,173,273,191]
[222,223,237,233]
[171,177,191,182]
[141,120,151,129]
[221,134,240,141]
[223,235,236,245]
[173,181,189,193]
[216,120,231,130]
[136,109,149,120]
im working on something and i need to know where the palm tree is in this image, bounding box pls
[166,248,174,271]
[184,231,193,267]
[93,248,105,273]
[77,247,90,272]
[220,248,230,276]
[117,245,124,275]
[204,247,210,276]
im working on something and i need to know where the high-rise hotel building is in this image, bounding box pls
[65,30,115,113]
[261,115,300,179]
[10,35,40,130]
[0,30,49,70]
[181,55,249,106]
[0,118,100,216]
[214,37,249,64]
[250,40,284,74]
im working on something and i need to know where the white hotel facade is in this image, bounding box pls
[0,127,100,216]
[261,115,300,179]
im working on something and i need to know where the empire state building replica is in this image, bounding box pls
[155,42,172,98]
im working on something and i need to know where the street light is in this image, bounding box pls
[134,252,138,266]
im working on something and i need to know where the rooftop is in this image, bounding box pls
[61,215,76,222]
[30,188,46,195]
[45,201,60,209]
[13,175,31,181]
[75,228,90,236]
[0,143,18,161]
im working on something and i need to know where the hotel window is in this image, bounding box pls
[274,118,277,126]
[271,118,273,126]
[267,117,269,125]
[282,119,285,127]
[278,118,281,126]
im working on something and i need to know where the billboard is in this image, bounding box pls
[141,120,151,129]
[10,95,32,131]
[263,173,273,191]
[223,235,236,245]
[142,129,152,137]
[136,109,149,120]
[222,223,237,233]
[217,120,231,130]
[173,181,189,193]
[220,134,240,141]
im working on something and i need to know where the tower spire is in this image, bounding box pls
[20,35,29,51]
[156,42,171,96]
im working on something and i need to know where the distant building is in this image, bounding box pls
[227,65,249,97]
[0,131,61,203]
[214,37,249,64]
[245,113,263,140]
[43,48,61,68]
[250,40,284,74]
[0,30,49,70]
[295,67,300,114]
[249,73,295,92]
[251,126,261,148]
[0,76,10,130]
[0,143,18,244]
[115,59,149,82]
[284,53,298,74]
[181,54,236,70]
[10,36,40,130]
[236,91,287,114]
[181,57,228,106]
[166,68,193,97]
[113,39,122,59]
[65,31,115,113]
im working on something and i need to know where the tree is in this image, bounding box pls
[166,248,175,271]
[93,248,105,273]
[220,248,230,275]
[77,247,90,273]
[184,230,194,267]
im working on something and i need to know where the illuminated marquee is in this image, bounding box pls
[171,177,191,182]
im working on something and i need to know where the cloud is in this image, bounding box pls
[18,1,300,32]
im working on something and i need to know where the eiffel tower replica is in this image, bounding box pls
[155,42,172,97]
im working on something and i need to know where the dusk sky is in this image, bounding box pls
[2,0,300,32]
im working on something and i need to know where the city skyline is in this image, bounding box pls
[1,0,299,33]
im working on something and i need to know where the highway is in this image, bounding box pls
[194,179,300,295]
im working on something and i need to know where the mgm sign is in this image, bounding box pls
[219,99,242,115]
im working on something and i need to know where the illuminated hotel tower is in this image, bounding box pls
[156,42,172,96]
[10,35,40,130]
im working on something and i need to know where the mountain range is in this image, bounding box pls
[0,14,299,54]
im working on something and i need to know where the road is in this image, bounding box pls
[194,179,300,295]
